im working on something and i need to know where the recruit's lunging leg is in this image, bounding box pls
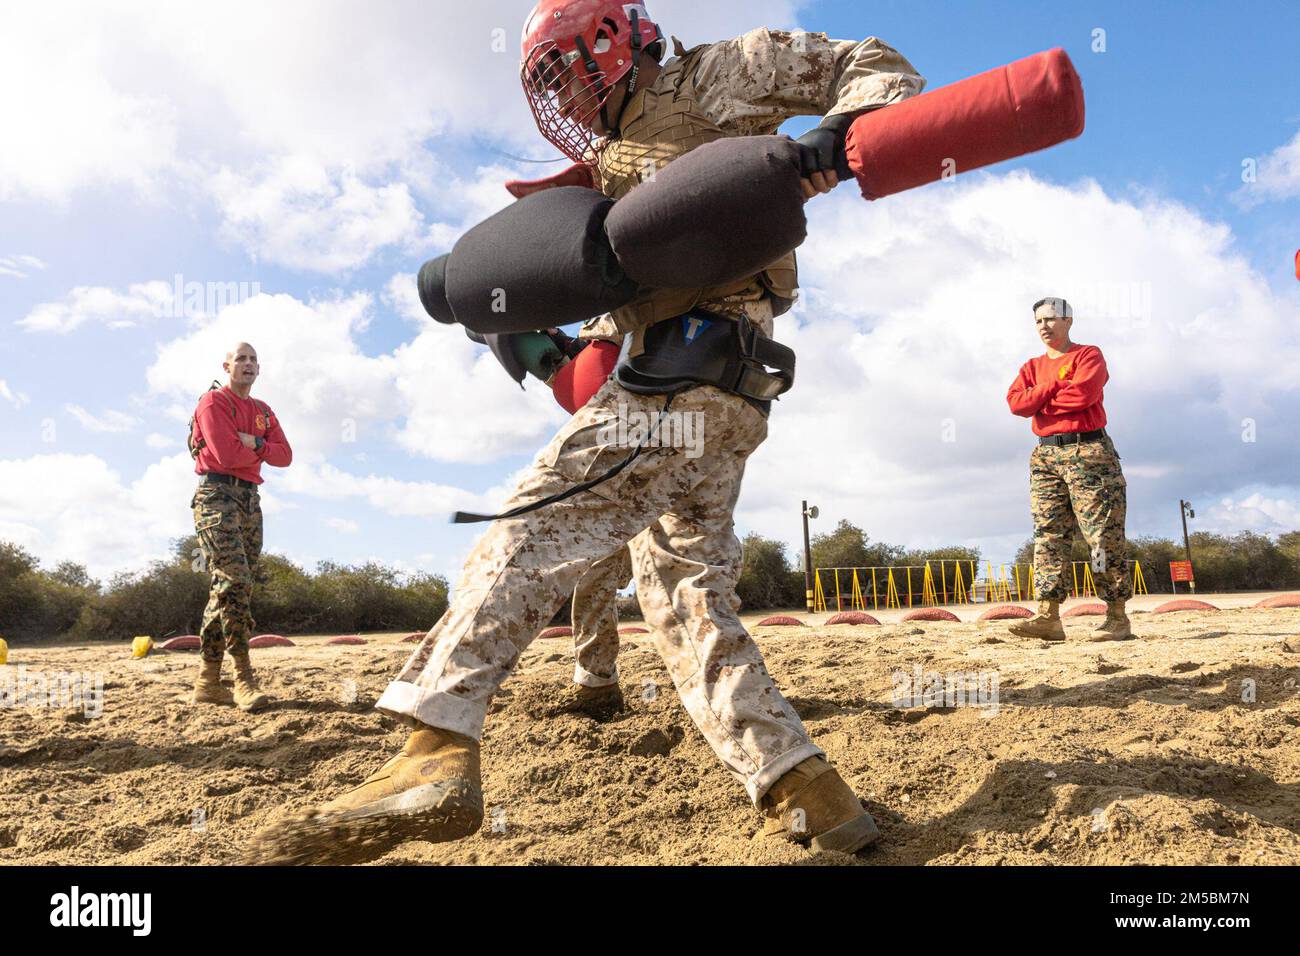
[551,547,633,718]
[1066,439,1133,641]
[627,401,879,853]
[1009,446,1073,642]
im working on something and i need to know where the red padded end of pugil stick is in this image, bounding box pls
[845,48,1085,201]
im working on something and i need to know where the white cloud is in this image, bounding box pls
[1202,491,1300,534]
[0,380,30,409]
[0,254,47,279]
[0,6,178,202]
[145,433,177,449]
[1235,127,1300,207]
[18,281,172,334]
[0,453,195,577]
[209,158,423,273]
[325,517,360,534]
[285,462,508,522]
[1,1,804,268]
[65,404,140,434]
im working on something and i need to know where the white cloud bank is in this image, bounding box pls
[0,0,804,271]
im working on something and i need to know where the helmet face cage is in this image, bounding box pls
[522,41,612,163]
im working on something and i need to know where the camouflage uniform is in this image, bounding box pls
[1030,436,1131,603]
[571,547,632,687]
[378,28,924,803]
[192,482,263,661]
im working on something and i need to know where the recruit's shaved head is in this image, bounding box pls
[226,342,257,363]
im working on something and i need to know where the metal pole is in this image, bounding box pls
[802,500,814,614]
[1180,499,1196,594]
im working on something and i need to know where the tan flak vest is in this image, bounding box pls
[595,41,798,352]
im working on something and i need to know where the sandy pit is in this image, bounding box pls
[2,594,1298,866]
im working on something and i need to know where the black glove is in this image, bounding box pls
[544,328,587,361]
[793,111,862,182]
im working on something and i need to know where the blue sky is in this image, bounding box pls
[2,0,1298,584]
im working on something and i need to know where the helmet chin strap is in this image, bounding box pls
[604,8,644,139]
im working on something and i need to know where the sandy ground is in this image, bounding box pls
[2,594,1298,866]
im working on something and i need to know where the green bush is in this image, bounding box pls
[254,554,324,634]
[2,536,450,643]
[0,543,99,640]
[809,520,902,571]
[70,561,209,642]
[309,561,449,633]
[737,533,804,611]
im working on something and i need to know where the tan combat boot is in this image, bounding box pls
[1089,601,1133,641]
[230,653,270,712]
[1007,600,1067,642]
[246,727,484,865]
[191,657,234,706]
[760,756,881,854]
[550,682,625,720]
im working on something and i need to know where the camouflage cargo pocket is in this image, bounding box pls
[195,511,223,533]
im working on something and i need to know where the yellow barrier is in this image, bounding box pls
[810,557,1153,610]
[952,562,969,604]
[1133,560,1148,596]
[885,568,901,609]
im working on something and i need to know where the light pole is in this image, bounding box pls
[801,500,819,614]
[1179,499,1196,594]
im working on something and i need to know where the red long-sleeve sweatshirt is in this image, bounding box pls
[1006,344,1109,437]
[191,387,292,484]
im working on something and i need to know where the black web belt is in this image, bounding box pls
[1038,428,1107,447]
[200,472,257,490]
[452,394,675,525]
[615,310,795,411]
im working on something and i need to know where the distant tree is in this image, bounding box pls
[810,520,901,570]
[736,533,803,610]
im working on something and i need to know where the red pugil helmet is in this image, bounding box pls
[521,0,662,162]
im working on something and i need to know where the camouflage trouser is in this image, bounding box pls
[378,378,822,803]
[571,547,633,687]
[192,481,263,661]
[1030,436,1131,603]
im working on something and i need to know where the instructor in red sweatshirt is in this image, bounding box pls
[188,342,292,711]
[1005,297,1131,643]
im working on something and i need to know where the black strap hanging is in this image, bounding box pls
[452,394,674,524]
